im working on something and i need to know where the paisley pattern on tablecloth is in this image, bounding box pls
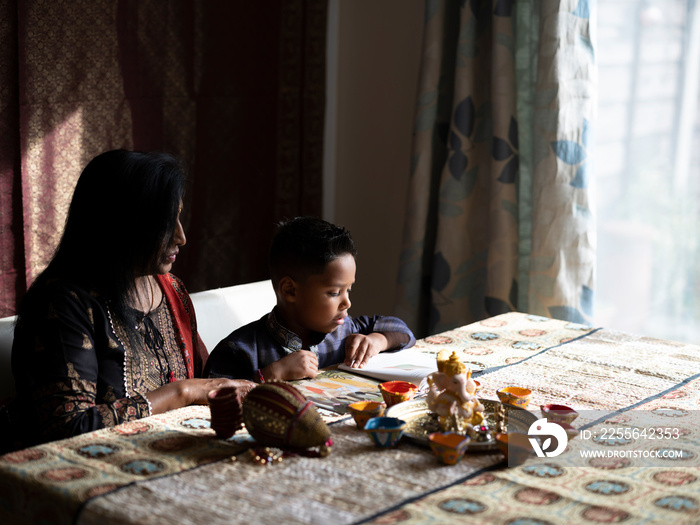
[0,406,248,525]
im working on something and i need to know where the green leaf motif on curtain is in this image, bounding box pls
[534,132,551,168]
[458,19,477,59]
[450,266,487,301]
[535,110,558,135]
[573,0,590,19]
[530,273,555,298]
[501,199,517,219]
[410,153,420,177]
[425,0,441,21]
[529,255,555,273]
[548,305,587,324]
[497,32,514,54]
[535,89,558,108]
[432,252,451,292]
[418,90,437,108]
[397,256,418,284]
[438,201,463,217]
[441,166,478,200]
[399,243,421,263]
[580,284,594,317]
[415,104,438,133]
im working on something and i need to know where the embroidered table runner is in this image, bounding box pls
[0,405,249,525]
[6,312,697,525]
[360,324,700,524]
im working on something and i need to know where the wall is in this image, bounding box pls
[325,0,425,316]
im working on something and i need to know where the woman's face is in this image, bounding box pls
[152,202,186,275]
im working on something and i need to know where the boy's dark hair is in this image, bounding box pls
[269,217,357,286]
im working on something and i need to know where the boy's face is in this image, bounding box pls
[292,253,356,336]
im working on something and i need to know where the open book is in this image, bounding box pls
[338,349,438,390]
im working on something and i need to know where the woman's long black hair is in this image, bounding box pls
[19,149,186,323]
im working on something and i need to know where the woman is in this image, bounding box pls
[8,149,253,449]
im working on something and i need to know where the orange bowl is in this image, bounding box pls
[347,400,385,429]
[429,432,471,465]
[379,381,419,407]
[496,386,532,409]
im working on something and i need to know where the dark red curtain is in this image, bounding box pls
[0,0,326,317]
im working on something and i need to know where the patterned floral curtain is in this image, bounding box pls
[0,0,326,317]
[395,0,596,338]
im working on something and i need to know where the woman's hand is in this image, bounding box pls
[145,378,256,415]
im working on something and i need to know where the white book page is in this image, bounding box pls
[338,349,438,388]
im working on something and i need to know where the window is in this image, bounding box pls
[595,0,700,342]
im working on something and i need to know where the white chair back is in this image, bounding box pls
[189,279,276,352]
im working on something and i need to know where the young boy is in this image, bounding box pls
[205,217,416,382]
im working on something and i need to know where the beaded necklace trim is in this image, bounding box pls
[106,303,132,400]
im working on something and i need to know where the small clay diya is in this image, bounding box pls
[364,416,406,448]
[495,432,534,466]
[379,381,419,407]
[347,400,385,429]
[428,432,471,465]
[496,386,532,409]
[540,404,579,425]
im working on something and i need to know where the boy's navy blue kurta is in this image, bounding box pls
[205,308,416,381]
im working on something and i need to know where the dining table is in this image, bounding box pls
[1,312,699,525]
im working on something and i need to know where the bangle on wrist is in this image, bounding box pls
[257,369,265,383]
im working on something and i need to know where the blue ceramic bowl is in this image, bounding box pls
[364,416,406,448]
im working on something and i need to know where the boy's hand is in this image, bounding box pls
[344,333,388,368]
[263,350,319,381]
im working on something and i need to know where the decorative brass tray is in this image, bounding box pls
[385,398,537,452]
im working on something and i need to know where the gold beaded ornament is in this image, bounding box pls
[242,382,333,463]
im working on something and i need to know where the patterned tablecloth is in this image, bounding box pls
[1,312,699,525]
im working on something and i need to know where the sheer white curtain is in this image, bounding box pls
[595,0,700,342]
